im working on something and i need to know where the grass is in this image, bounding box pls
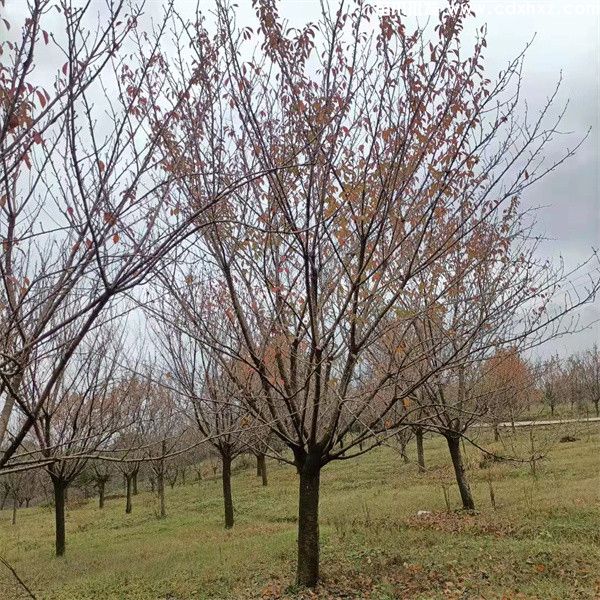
[1,424,599,599]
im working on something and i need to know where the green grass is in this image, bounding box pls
[1,425,599,599]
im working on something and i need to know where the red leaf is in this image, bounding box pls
[103,211,116,225]
[112,233,120,244]
[67,206,74,217]
[36,90,47,108]
[98,160,106,173]
[32,131,43,145]
[62,63,68,75]
[42,30,49,45]
[85,238,93,249]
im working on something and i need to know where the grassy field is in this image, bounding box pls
[1,424,599,600]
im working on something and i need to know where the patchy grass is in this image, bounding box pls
[1,425,599,599]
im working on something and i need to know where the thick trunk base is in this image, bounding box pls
[296,464,321,587]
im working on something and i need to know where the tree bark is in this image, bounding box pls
[98,481,105,509]
[132,470,138,495]
[11,495,17,525]
[415,427,425,472]
[256,454,262,477]
[296,461,321,587]
[52,477,67,557]
[157,469,165,519]
[222,453,234,529]
[125,475,133,514]
[446,435,475,510]
[257,453,268,486]
[156,440,166,518]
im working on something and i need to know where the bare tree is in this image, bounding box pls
[21,327,126,556]
[154,325,247,529]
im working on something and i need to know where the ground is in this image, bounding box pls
[1,423,599,599]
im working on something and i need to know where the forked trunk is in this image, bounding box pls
[415,427,425,472]
[222,453,234,529]
[446,435,475,510]
[296,459,321,587]
[52,477,67,556]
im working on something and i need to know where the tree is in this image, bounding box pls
[579,346,600,417]
[141,382,184,520]
[154,326,247,529]
[25,327,125,556]
[151,0,599,586]
[483,349,535,436]
[90,462,112,510]
[145,0,600,586]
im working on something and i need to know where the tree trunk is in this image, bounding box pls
[446,435,475,510]
[415,427,425,472]
[98,481,105,509]
[157,469,165,519]
[257,453,268,486]
[493,423,500,442]
[296,462,321,587]
[25,498,30,508]
[222,453,234,529]
[132,470,138,495]
[401,448,409,464]
[156,440,166,518]
[594,399,599,417]
[0,486,8,510]
[52,477,67,557]
[11,495,17,525]
[125,475,133,514]
[256,454,262,477]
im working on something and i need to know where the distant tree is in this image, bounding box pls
[90,462,112,510]
[154,326,247,529]
[580,346,600,417]
[24,327,125,556]
[482,349,535,437]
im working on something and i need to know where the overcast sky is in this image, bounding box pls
[5,0,599,356]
